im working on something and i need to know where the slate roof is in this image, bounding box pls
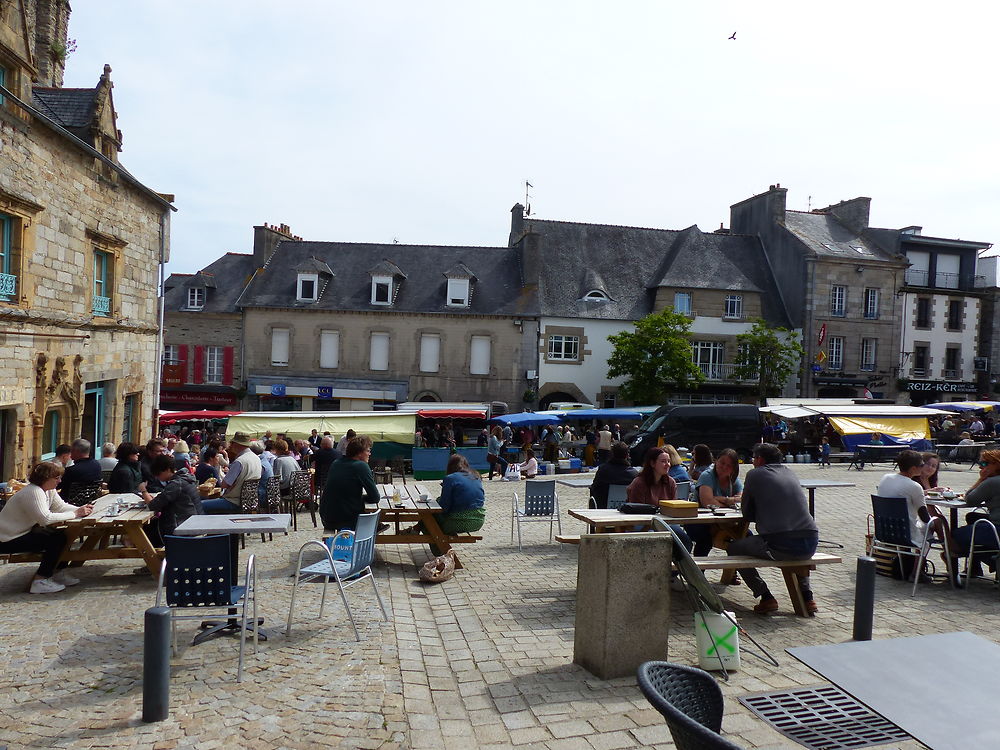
[521,218,791,326]
[241,241,537,316]
[31,87,97,142]
[294,257,334,275]
[164,253,257,314]
[783,210,900,262]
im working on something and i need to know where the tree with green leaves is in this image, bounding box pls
[606,308,704,403]
[730,319,804,404]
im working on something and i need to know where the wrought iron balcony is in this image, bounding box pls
[696,363,757,382]
[92,295,110,316]
[0,272,16,298]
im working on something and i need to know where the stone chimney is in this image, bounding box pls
[33,0,72,87]
[253,222,300,265]
[729,184,787,235]
[519,228,541,287]
[508,203,525,247]
[821,197,871,234]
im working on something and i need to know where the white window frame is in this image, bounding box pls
[162,344,179,365]
[583,290,608,301]
[860,338,877,371]
[319,330,340,369]
[370,332,390,371]
[271,328,290,367]
[831,285,847,317]
[297,273,319,302]
[723,295,743,319]
[548,334,580,361]
[470,336,491,375]
[419,334,441,373]
[186,287,205,310]
[446,278,470,307]
[864,288,879,319]
[674,292,692,315]
[205,345,224,384]
[371,275,392,305]
[828,336,844,371]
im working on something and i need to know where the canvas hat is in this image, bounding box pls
[229,431,253,447]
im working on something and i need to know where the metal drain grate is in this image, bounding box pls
[738,684,911,750]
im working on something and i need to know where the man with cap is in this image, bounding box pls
[202,431,262,514]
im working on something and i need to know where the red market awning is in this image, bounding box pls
[159,410,241,425]
[416,409,486,419]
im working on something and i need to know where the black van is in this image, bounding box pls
[627,404,762,465]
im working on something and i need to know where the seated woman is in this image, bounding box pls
[407,455,486,546]
[663,444,691,482]
[951,449,1000,577]
[588,441,637,508]
[520,449,538,479]
[272,439,301,495]
[0,462,93,594]
[319,435,380,532]
[108,442,152,502]
[689,448,743,556]
[688,443,713,481]
[626,447,693,552]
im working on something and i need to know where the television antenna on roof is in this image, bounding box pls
[524,180,533,216]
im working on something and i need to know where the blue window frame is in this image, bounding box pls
[93,249,110,315]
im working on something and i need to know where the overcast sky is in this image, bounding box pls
[64,1,1000,274]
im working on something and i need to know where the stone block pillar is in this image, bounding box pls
[573,531,671,679]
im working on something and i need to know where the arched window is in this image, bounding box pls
[582,290,608,301]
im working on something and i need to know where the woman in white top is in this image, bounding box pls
[520,449,539,479]
[0,462,94,594]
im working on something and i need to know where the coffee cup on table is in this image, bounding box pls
[419,493,429,502]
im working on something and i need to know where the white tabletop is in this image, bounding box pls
[173,514,292,535]
[555,476,594,487]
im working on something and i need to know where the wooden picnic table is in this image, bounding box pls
[367,483,479,569]
[54,492,162,575]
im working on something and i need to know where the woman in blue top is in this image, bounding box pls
[688,448,744,556]
[664,444,691,482]
[436,454,486,535]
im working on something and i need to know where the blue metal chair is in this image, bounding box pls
[607,484,628,510]
[511,480,561,550]
[637,661,745,750]
[286,510,388,641]
[870,495,955,595]
[156,534,258,683]
[960,517,1000,589]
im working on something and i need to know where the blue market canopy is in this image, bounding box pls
[489,412,564,427]
[550,409,644,421]
[924,401,1000,413]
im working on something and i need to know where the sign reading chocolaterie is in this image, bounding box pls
[907,380,977,393]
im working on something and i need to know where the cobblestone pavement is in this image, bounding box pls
[0,461,993,749]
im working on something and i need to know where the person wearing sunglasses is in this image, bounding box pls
[951,449,1000,578]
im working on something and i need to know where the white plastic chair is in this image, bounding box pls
[511,481,562,550]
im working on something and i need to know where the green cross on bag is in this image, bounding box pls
[699,622,738,655]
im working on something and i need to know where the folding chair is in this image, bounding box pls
[675,481,692,500]
[511,481,562,550]
[960,518,1000,589]
[238,479,261,549]
[637,661,745,750]
[290,470,317,530]
[286,511,389,641]
[870,494,955,595]
[651,517,778,680]
[156,534,258,682]
[607,484,628,510]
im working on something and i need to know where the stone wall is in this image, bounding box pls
[0,99,169,478]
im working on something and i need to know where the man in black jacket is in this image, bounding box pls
[147,454,203,543]
[588,442,638,508]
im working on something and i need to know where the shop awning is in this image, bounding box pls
[159,410,240,424]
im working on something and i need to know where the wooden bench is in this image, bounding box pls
[555,534,581,545]
[692,553,842,616]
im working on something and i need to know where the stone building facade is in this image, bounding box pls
[0,1,173,478]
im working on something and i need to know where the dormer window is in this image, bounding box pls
[447,278,470,307]
[187,287,205,310]
[582,290,609,302]
[297,273,318,302]
[372,275,392,305]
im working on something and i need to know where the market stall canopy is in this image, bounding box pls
[548,408,644,421]
[761,403,944,451]
[924,401,1000,413]
[489,412,564,427]
[159,410,240,425]
[416,409,486,419]
[226,411,416,444]
[763,405,951,420]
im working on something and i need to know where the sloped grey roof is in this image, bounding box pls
[294,257,334,275]
[522,218,790,325]
[443,262,476,280]
[783,211,898,261]
[31,87,96,142]
[243,241,537,316]
[164,253,256,313]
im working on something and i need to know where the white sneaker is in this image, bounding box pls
[52,571,80,586]
[29,578,66,594]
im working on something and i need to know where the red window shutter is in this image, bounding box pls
[193,346,204,385]
[223,347,234,385]
[178,345,189,383]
